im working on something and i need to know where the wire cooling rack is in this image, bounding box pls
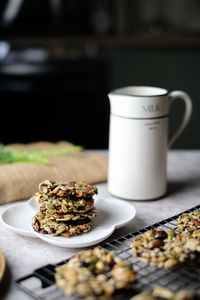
[15,204,200,300]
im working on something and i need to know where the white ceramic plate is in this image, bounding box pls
[1,196,136,248]
[1,197,39,237]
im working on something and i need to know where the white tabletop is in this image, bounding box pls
[0,150,200,300]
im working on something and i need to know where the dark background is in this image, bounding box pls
[0,0,200,148]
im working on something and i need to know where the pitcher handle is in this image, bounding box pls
[168,90,192,148]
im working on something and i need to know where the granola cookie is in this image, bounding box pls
[32,215,93,236]
[130,286,200,300]
[55,247,136,299]
[36,194,95,214]
[38,180,98,199]
[38,206,98,222]
[130,228,196,269]
[177,210,200,233]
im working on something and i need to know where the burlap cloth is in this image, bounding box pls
[0,141,108,204]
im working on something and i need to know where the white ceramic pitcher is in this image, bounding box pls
[108,86,192,200]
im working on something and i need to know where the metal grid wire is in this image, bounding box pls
[15,204,200,300]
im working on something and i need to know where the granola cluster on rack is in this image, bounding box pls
[55,247,136,300]
[177,210,200,233]
[32,180,98,237]
[130,210,200,269]
[131,286,200,300]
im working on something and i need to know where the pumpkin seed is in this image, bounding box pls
[168,229,175,239]
[177,225,183,232]
[47,202,55,210]
[61,204,68,212]
[87,256,99,264]
[87,264,95,272]
[194,210,200,216]
[166,253,175,259]
[39,213,45,220]
[56,227,66,235]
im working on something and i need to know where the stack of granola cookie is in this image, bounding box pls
[32,180,98,237]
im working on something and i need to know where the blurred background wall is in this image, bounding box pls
[0,0,199,148]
